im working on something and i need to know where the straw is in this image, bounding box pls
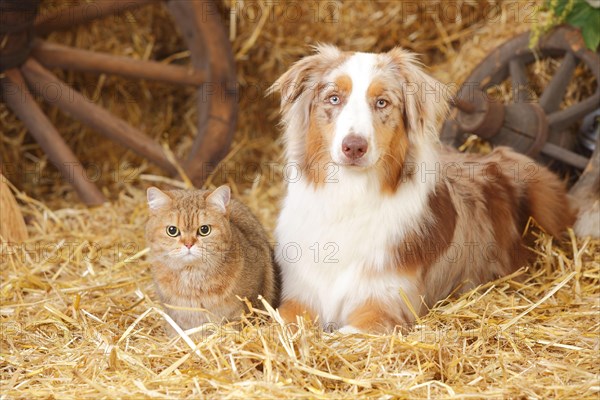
[1,0,598,398]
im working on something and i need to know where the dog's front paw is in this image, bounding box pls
[338,325,364,335]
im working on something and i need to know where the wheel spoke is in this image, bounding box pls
[20,58,177,175]
[570,136,600,196]
[539,52,577,113]
[547,93,600,133]
[31,40,206,86]
[34,0,156,35]
[1,68,106,205]
[509,58,530,103]
[540,142,589,170]
[440,118,463,146]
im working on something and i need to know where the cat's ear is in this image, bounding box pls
[147,187,171,211]
[206,185,231,214]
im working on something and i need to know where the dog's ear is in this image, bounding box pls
[268,44,344,123]
[386,47,448,139]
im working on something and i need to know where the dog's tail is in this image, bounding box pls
[494,147,575,238]
[525,165,575,238]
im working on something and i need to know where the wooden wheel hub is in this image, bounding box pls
[442,26,600,172]
[0,1,40,71]
[454,92,550,159]
[453,91,506,138]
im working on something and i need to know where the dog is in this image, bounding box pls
[269,45,574,334]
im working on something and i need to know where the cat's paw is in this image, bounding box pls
[338,325,364,335]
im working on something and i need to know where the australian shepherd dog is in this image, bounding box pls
[269,45,573,334]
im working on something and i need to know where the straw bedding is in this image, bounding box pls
[1,1,599,398]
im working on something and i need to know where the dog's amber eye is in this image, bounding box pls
[198,225,211,237]
[328,95,341,105]
[376,99,388,108]
[166,225,180,237]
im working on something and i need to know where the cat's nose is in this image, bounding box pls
[183,241,195,249]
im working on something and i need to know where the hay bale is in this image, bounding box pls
[0,173,28,243]
[0,0,598,398]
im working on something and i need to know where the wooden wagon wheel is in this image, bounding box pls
[0,0,237,205]
[441,26,599,174]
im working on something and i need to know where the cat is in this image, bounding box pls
[145,185,280,331]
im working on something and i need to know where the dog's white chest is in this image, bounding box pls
[275,174,430,325]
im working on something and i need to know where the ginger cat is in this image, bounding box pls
[145,185,280,331]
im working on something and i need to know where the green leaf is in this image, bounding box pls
[566,1,596,27]
[551,0,570,16]
[581,24,600,50]
[540,0,599,50]
[565,1,600,50]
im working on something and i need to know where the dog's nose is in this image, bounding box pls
[342,135,368,160]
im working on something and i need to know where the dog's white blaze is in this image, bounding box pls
[329,53,380,166]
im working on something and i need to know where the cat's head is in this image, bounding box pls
[145,185,232,268]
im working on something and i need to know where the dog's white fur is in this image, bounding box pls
[271,45,573,333]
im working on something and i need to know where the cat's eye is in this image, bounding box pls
[166,225,180,237]
[198,225,211,237]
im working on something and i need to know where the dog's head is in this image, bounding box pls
[270,45,447,191]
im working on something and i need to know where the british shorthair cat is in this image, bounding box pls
[145,185,280,331]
